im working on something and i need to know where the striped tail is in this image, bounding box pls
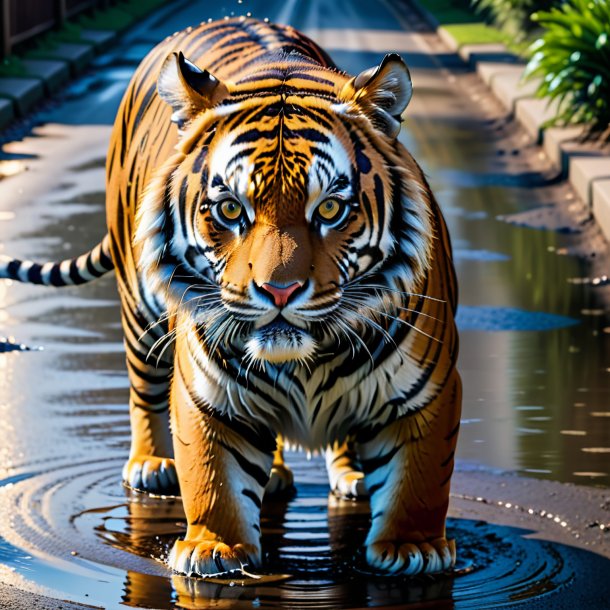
[0,234,114,286]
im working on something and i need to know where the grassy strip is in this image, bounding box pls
[0,0,168,76]
[417,0,513,47]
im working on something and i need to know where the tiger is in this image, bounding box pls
[0,17,461,577]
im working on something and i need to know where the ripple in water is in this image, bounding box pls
[0,456,598,609]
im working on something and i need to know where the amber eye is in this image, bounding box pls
[315,199,347,225]
[217,199,243,223]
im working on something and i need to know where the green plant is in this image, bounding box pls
[472,0,557,41]
[524,0,610,143]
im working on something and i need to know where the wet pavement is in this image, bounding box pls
[0,0,609,608]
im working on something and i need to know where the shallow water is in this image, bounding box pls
[405,111,610,482]
[2,454,609,609]
[0,0,609,608]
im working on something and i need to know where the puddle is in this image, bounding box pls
[404,93,610,485]
[2,455,607,609]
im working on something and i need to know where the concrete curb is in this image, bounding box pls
[0,33,113,129]
[0,8,162,132]
[409,0,610,244]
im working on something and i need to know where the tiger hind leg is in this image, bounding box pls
[325,438,367,499]
[265,435,295,496]
[358,369,462,575]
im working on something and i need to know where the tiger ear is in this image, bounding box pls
[339,54,412,139]
[158,52,229,126]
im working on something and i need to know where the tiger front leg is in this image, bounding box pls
[168,363,274,577]
[359,369,462,575]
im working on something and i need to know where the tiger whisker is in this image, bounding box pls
[341,296,442,344]
[342,290,446,324]
[331,315,374,367]
[345,282,446,304]
[339,302,399,352]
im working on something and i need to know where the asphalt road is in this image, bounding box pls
[0,1,609,608]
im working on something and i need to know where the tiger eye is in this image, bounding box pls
[219,199,243,222]
[317,199,343,222]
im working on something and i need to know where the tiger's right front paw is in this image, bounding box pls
[122,455,179,496]
[168,540,259,577]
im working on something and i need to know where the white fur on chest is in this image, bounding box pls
[186,328,439,448]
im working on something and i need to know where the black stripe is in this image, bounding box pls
[130,383,169,406]
[27,263,43,284]
[219,440,269,488]
[132,84,156,134]
[69,259,87,285]
[440,461,455,487]
[287,128,329,143]
[373,174,386,243]
[131,402,169,414]
[441,450,455,468]
[50,264,66,287]
[367,480,386,496]
[242,488,262,509]
[445,421,460,441]
[360,444,402,475]
[127,363,171,385]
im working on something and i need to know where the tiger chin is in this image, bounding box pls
[0,18,462,578]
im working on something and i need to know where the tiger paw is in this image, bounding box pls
[122,455,179,496]
[331,470,367,499]
[366,538,456,575]
[168,539,259,577]
[265,463,295,495]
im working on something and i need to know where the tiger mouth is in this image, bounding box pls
[244,316,317,364]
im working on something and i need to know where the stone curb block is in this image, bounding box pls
[458,43,519,66]
[80,29,118,51]
[21,59,70,94]
[570,158,610,211]
[0,99,14,127]
[593,179,610,241]
[514,98,556,143]
[490,69,538,114]
[0,77,44,116]
[31,42,95,75]
[0,27,125,131]
[542,126,588,175]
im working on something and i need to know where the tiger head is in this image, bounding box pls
[137,50,434,365]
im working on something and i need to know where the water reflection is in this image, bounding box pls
[65,469,604,609]
[404,102,610,484]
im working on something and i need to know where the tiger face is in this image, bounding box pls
[138,52,434,365]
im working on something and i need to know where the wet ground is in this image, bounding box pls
[0,0,609,608]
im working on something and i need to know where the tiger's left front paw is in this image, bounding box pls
[366,538,456,575]
[168,540,259,577]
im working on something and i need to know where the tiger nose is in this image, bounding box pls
[260,281,303,307]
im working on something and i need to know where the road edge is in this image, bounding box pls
[405,0,610,246]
